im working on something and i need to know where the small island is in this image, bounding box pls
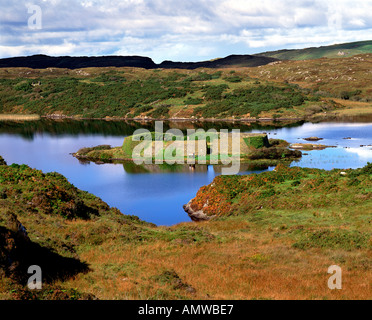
[73,132,302,167]
[290,143,337,151]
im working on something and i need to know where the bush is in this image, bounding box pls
[244,136,270,149]
[132,105,153,117]
[224,76,242,83]
[0,156,6,166]
[189,72,213,81]
[149,105,170,118]
[204,85,229,101]
[184,97,203,105]
[211,71,222,79]
[293,230,370,250]
[14,81,33,92]
[195,84,306,118]
[340,90,362,100]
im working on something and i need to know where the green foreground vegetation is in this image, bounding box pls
[1,155,371,300]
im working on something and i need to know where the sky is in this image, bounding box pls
[0,0,371,63]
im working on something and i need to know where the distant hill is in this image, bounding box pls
[158,54,278,69]
[0,54,157,69]
[0,54,277,70]
[255,40,372,60]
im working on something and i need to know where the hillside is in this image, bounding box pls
[0,66,332,120]
[0,54,276,70]
[0,155,213,300]
[158,55,278,69]
[1,52,372,121]
[1,155,371,300]
[256,40,372,60]
[247,53,372,119]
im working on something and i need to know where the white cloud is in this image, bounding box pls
[0,0,371,62]
[345,148,372,160]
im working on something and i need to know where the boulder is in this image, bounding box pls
[183,201,215,222]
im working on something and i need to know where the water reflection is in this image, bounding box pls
[122,162,275,174]
[0,118,305,140]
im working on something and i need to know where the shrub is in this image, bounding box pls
[204,85,229,101]
[133,105,153,117]
[14,81,33,92]
[244,136,270,149]
[149,105,170,118]
[184,97,203,105]
[293,230,370,250]
[340,90,362,100]
[224,76,242,83]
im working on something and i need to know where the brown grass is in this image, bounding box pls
[58,219,371,300]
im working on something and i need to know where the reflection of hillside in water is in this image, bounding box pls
[0,119,304,140]
[122,161,282,174]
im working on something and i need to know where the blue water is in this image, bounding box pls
[0,120,371,225]
[258,122,372,170]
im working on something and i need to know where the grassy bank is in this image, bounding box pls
[0,155,371,300]
[0,114,40,121]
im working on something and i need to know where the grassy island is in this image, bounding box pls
[73,133,302,167]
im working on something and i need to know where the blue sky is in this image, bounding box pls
[0,0,371,63]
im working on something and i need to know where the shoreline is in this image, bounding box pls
[40,112,372,123]
[41,114,304,122]
[0,114,41,121]
[1,111,372,126]
[72,153,299,167]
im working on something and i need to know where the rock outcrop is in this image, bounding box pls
[183,200,216,222]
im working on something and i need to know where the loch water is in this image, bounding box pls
[0,119,371,225]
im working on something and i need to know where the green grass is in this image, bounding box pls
[257,40,372,60]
